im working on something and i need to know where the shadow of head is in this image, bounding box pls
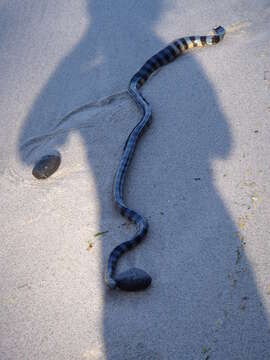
[18,0,166,168]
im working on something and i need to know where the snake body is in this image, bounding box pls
[105,26,225,290]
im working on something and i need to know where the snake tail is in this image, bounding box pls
[105,26,225,290]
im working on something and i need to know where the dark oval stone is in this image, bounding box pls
[115,267,152,291]
[32,153,61,179]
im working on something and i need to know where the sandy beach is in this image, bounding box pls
[1,1,270,359]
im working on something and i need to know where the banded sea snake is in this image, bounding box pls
[105,26,226,291]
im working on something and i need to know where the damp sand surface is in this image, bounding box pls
[1,1,270,359]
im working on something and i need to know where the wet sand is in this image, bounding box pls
[1,1,270,359]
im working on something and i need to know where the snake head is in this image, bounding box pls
[213,26,226,38]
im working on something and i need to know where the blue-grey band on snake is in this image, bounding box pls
[105,26,226,291]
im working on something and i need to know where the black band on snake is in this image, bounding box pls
[105,26,226,291]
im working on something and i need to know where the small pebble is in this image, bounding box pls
[115,267,152,291]
[32,153,61,179]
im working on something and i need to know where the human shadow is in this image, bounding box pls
[18,1,270,359]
